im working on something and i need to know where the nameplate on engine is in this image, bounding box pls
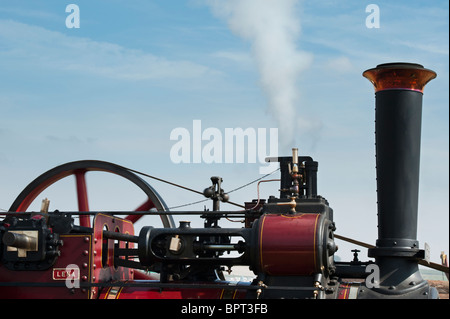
[52,267,80,281]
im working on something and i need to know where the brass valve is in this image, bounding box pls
[276,196,297,213]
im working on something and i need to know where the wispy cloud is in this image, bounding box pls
[0,19,217,81]
[0,6,60,22]
[301,1,449,63]
[396,41,449,56]
[211,50,252,65]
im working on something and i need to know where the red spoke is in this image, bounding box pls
[126,198,156,223]
[75,169,91,227]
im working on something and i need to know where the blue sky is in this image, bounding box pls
[0,0,448,264]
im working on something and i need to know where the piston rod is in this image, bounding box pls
[2,232,38,250]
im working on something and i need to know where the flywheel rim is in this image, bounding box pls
[8,160,175,228]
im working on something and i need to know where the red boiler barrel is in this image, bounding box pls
[255,213,334,276]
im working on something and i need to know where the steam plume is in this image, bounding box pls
[207,0,313,150]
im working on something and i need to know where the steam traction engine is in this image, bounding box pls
[0,63,446,299]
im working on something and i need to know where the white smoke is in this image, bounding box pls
[207,0,313,151]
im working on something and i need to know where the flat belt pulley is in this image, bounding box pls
[8,160,175,228]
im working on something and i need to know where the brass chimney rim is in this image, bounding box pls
[363,62,437,93]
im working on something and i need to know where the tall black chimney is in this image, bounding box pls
[362,63,437,298]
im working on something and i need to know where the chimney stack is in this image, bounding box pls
[362,62,437,298]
